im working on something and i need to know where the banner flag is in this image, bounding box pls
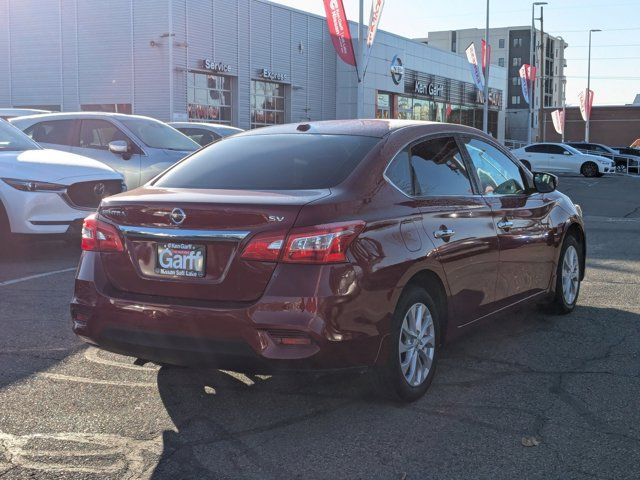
[579,89,594,121]
[481,39,491,74]
[551,109,565,135]
[465,43,485,92]
[519,65,530,105]
[518,64,536,105]
[366,0,385,48]
[323,0,357,67]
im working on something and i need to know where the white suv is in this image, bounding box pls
[512,143,615,177]
[0,120,124,241]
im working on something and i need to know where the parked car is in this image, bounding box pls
[0,108,52,120]
[71,120,586,402]
[169,122,244,146]
[10,113,199,189]
[565,142,636,173]
[511,142,615,177]
[0,119,124,242]
[611,147,640,174]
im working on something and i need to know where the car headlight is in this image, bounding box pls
[1,178,66,192]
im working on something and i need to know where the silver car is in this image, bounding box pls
[11,112,199,188]
[169,122,243,146]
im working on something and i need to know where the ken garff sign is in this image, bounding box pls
[415,80,444,97]
[390,55,404,85]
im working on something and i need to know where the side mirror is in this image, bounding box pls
[108,140,131,160]
[563,151,572,156]
[533,172,558,193]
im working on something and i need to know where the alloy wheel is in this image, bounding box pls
[399,303,435,387]
[562,245,580,305]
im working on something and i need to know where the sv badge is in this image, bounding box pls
[268,215,285,222]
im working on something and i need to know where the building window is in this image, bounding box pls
[512,77,521,86]
[498,38,505,49]
[451,31,457,53]
[376,93,392,119]
[251,80,286,129]
[511,96,521,105]
[187,73,233,124]
[498,57,505,67]
[81,104,132,114]
[512,57,522,67]
[513,38,523,48]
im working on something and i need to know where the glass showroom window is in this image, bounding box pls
[376,93,391,119]
[187,73,233,124]
[251,80,286,129]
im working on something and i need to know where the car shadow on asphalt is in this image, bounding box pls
[148,303,640,479]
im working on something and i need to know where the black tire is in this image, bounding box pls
[372,286,440,402]
[521,160,531,171]
[580,162,598,178]
[550,234,583,314]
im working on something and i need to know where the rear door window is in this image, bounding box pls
[409,136,473,196]
[154,134,380,190]
[25,120,77,146]
[79,119,133,150]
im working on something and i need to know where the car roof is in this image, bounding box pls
[9,111,159,123]
[170,122,243,131]
[236,119,487,139]
[0,108,52,116]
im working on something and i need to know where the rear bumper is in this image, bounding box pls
[71,252,391,372]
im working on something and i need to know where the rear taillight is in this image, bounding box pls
[282,222,365,264]
[81,214,124,252]
[240,221,365,264]
[239,231,285,262]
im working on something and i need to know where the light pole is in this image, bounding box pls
[585,28,601,142]
[529,1,547,144]
[482,0,490,134]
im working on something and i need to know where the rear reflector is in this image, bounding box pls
[240,221,365,264]
[81,214,124,252]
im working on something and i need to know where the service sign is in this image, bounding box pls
[203,59,232,73]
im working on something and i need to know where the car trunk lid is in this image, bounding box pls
[98,187,329,303]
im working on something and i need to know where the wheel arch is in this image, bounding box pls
[402,269,449,345]
[0,198,11,233]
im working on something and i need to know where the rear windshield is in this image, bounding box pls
[153,134,380,190]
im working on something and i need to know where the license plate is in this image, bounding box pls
[155,243,206,278]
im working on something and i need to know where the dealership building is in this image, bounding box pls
[0,0,507,138]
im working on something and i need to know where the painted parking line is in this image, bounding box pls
[0,267,76,287]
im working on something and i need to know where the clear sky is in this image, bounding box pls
[270,0,640,106]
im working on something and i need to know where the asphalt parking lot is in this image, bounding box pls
[1,174,639,480]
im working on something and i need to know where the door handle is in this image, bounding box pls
[497,220,514,231]
[434,228,455,240]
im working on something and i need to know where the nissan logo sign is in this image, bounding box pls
[390,55,404,85]
[169,208,186,226]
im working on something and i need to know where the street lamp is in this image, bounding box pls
[529,2,547,144]
[585,28,601,142]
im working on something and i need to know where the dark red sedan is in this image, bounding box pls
[72,120,585,401]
